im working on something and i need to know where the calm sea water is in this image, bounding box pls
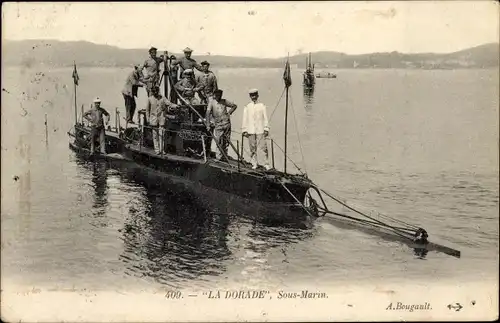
[1,66,498,292]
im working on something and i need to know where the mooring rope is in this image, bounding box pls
[317,207,415,238]
[278,180,315,217]
[313,186,419,234]
[318,207,416,233]
[278,179,415,240]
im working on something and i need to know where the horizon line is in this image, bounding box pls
[4,38,499,59]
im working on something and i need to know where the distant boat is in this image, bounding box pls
[303,52,315,88]
[315,72,337,79]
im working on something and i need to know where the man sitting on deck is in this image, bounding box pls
[174,69,204,105]
[242,89,271,170]
[83,97,110,155]
[205,89,237,161]
[146,86,180,154]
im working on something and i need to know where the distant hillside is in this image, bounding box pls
[2,39,498,69]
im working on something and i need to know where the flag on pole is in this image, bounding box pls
[72,61,79,86]
[283,59,292,87]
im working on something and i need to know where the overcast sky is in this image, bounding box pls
[2,1,499,58]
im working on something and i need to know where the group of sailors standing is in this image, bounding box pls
[84,46,271,171]
[121,46,217,123]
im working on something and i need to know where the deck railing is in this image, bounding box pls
[79,104,304,175]
[228,130,305,176]
[126,114,246,169]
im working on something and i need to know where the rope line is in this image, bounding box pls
[230,129,305,175]
[254,88,285,150]
[278,180,315,217]
[313,186,419,234]
[318,207,415,239]
[271,140,306,175]
[268,88,286,121]
[288,90,308,175]
[318,207,417,233]
[320,186,419,229]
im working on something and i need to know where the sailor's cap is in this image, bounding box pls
[149,46,158,52]
[249,88,259,95]
[201,60,210,66]
[214,89,223,95]
[183,47,193,53]
[183,69,194,74]
[93,97,101,103]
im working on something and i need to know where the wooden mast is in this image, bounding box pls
[284,80,289,174]
[73,61,78,125]
[283,54,292,174]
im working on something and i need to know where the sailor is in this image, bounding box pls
[122,64,144,123]
[174,69,203,105]
[171,47,203,75]
[83,97,110,155]
[146,86,180,154]
[140,46,165,97]
[196,60,218,103]
[242,89,271,170]
[205,89,237,161]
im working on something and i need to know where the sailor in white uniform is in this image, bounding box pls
[242,89,271,170]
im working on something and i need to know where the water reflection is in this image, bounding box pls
[113,165,232,286]
[75,159,110,226]
[303,87,315,110]
[91,161,109,212]
[247,222,315,253]
[72,154,318,288]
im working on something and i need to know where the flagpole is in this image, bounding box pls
[284,54,290,174]
[73,61,78,126]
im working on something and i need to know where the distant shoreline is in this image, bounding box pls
[3,64,498,71]
[3,40,498,70]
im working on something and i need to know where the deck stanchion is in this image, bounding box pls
[201,135,207,162]
[117,110,120,134]
[140,124,143,152]
[80,104,84,125]
[236,140,240,171]
[160,127,164,157]
[271,139,275,169]
[240,133,244,159]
